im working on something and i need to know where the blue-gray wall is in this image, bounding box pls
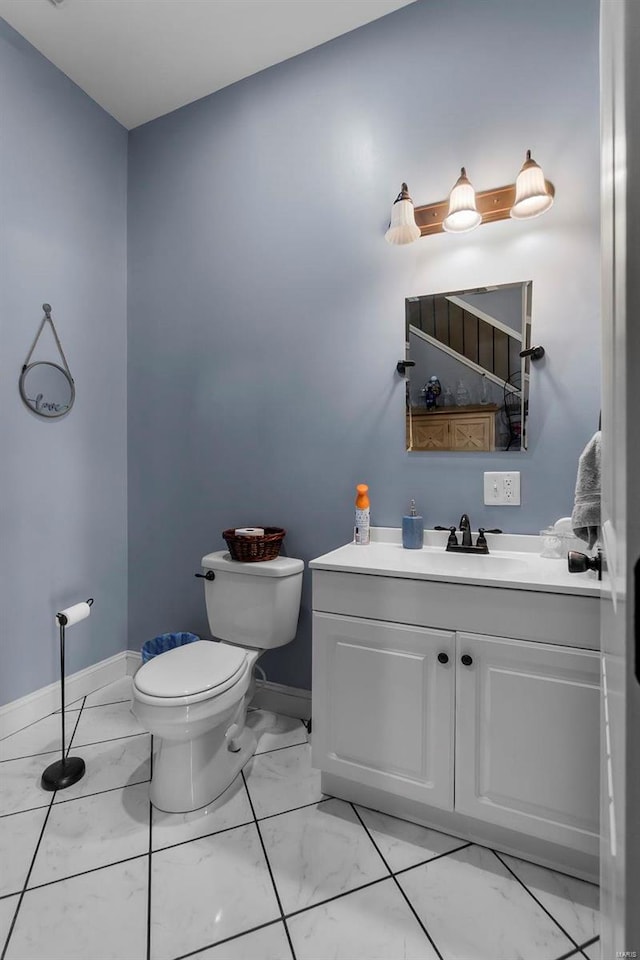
[127,0,600,690]
[0,21,128,705]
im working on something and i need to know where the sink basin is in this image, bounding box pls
[417,552,529,575]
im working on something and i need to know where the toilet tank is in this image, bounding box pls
[200,550,304,649]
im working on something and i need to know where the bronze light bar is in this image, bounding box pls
[413,179,555,238]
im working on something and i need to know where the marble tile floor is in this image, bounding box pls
[0,678,601,960]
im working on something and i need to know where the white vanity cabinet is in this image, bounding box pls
[454,632,600,853]
[310,543,601,880]
[312,612,455,809]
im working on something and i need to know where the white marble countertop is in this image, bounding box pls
[309,528,600,597]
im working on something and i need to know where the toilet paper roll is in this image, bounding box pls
[56,601,92,627]
[234,527,265,537]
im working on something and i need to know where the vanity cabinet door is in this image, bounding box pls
[312,612,455,809]
[454,632,600,855]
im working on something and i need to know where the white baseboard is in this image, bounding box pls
[0,651,130,739]
[251,679,311,720]
[124,650,141,676]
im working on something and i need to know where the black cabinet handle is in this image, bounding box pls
[437,652,449,664]
[461,654,473,666]
[194,571,215,581]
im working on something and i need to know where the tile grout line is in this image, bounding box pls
[0,771,151,822]
[52,774,152,807]
[578,935,599,947]
[241,769,297,960]
[80,697,132,711]
[553,947,590,960]
[0,748,65,765]
[550,938,599,960]
[0,782,58,960]
[488,845,600,888]
[146,807,153,960]
[68,732,145,752]
[283,875,397,922]
[578,934,600,960]
[172,919,285,960]
[152,817,256,856]
[579,935,599,951]
[0,707,81,745]
[345,800,472,849]
[392,841,473,878]
[12,853,150,896]
[349,803,445,960]
[0,803,51,820]
[257,794,333,823]
[58,696,131,714]
[0,696,86,765]
[64,699,86,756]
[254,737,309,757]
[493,849,585,953]
[0,729,148,766]
[146,734,154,960]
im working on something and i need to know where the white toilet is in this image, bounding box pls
[132,550,304,813]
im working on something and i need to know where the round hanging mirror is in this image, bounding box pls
[19,361,75,418]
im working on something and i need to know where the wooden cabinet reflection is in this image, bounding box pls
[407,405,499,452]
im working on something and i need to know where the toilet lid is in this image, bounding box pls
[134,640,247,699]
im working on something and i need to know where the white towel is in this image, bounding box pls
[571,431,601,550]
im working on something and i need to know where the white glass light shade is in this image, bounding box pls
[510,151,554,219]
[385,183,421,245]
[442,168,482,233]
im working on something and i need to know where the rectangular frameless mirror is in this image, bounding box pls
[405,281,533,452]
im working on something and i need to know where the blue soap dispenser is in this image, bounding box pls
[402,499,424,550]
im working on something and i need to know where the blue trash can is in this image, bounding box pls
[141,632,200,664]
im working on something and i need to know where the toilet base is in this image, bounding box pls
[150,724,257,814]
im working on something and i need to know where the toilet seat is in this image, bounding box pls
[133,640,248,705]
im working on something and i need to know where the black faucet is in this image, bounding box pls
[435,519,502,554]
[458,514,472,548]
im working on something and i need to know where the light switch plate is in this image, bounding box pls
[484,471,521,506]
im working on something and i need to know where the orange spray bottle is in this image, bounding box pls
[354,484,370,545]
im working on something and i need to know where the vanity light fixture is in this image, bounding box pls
[510,150,554,220]
[384,183,421,245]
[387,151,555,241]
[442,167,482,234]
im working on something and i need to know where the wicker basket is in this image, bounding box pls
[223,527,286,563]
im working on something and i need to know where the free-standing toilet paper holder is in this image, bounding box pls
[41,599,94,791]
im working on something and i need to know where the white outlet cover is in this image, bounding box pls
[484,471,521,506]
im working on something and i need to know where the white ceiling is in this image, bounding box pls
[0,0,416,129]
